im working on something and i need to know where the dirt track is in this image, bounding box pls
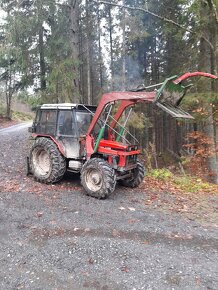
[0,124,218,290]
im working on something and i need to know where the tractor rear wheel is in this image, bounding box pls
[121,161,145,188]
[30,137,66,183]
[81,158,116,199]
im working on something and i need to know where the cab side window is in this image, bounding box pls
[39,110,56,135]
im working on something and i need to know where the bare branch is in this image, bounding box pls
[17,0,26,7]
[93,0,214,50]
[71,0,78,9]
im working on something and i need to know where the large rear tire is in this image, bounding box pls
[81,158,116,199]
[30,137,66,184]
[121,161,145,188]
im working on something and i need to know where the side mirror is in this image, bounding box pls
[28,124,36,133]
[28,127,34,133]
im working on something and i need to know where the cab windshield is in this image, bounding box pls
[75,111,92,135]
[75,111,102,136]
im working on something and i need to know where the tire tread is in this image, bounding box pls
[30,137,66,184]
[81,158,116,199]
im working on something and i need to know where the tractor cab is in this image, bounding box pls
[29,103,100,159]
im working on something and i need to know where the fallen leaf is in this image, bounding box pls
[88,258,94,264]
[121,266,129,272]
[112,229,120,237]
[128,219,137,224]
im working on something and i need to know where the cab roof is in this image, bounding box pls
[40,103,97,110]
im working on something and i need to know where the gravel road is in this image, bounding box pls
[0,123,218,290]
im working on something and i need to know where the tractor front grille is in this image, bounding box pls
[126,154,137,166]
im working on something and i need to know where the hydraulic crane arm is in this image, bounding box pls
[85,71,217,158]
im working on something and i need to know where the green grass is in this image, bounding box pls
[148,168,218,194]
[0,105,33,121]
[173,176,216,193]
[148,168,173,181]
[0,105,5,116]
[12,110,33,121]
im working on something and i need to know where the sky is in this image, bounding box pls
[0,9,6,24]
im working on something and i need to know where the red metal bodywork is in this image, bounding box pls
[98,146,140,167]
[97,139,140,167]
[173,72,217,84]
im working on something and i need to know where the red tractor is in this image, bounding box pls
[28,72,217,198]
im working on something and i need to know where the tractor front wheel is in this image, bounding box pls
[81,158,116,199]
[121,161,145,188]
[30,137,66,183]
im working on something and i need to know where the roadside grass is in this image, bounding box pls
[0,105,5,116]
[173,175,217,194]
[145,168,218,195]
[12,110,33,121]
[0,106,33,128]
[0,105,32,121]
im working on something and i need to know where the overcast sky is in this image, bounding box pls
[0,8,7,24]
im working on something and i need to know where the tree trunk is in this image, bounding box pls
[108,6,114,89]
[198,0,218,184]
[5,81,12,120]
[208,3,218,183]
[151,36,159,83]
[78,15,84,103]
[121,1,126,91]
[5,66,12,120]
[38,26,46,91]
[204,106,218,183]
[97,6,103,89]
[70,0,81,102]
[86,0,91,105]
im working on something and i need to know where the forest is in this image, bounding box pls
[0,0,217,184]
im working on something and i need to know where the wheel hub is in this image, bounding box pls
[85,169,103,191]
[32,148,51,176]
[91,173,101,185]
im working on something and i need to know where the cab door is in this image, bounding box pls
[57,110,81,158]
